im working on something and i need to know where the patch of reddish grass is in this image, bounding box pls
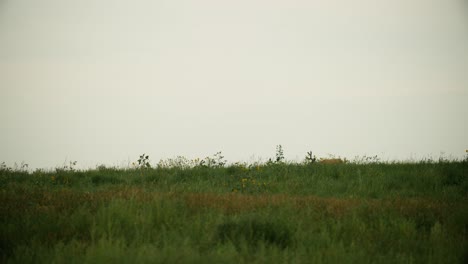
[1,185,459,221]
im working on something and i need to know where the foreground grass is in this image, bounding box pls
[1,162,467,263]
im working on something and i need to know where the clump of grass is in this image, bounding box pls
[215,218,293,250]
[53,161,78,174]
[91,175,124,185]
[197,151,227,168]
[156,152,227,169]
[230,176,268,194]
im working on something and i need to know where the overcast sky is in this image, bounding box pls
[1,0,467,169]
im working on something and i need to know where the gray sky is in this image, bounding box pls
[1,0,467,169]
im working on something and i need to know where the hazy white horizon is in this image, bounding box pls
[1,0,467,170]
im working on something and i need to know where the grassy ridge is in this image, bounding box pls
[1,162,467,263]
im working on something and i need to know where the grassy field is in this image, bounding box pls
[1,158,467,263]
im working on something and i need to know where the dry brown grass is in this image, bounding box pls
[319,158,345,164]
[0,186,456,221]
[181,192,453,219]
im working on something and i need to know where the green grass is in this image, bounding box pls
[1,161,467,263]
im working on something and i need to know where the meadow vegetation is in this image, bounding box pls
[1,149,467,263]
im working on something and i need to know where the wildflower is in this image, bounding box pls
[51,176,55,181]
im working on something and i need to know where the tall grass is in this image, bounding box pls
[1,160,467,263]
